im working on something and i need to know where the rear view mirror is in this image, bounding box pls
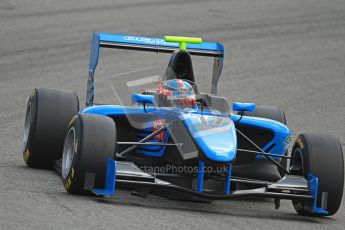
[131,94,155,104]
[232,102,256,112]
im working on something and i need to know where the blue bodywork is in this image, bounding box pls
[92,158,116,196]
[131,94,155,104]
[231,114,291,160]
[232,102,256,112]
[81,105,290,162]
[85,32,325,215]
[84,32,290,162]
[307,173,329,214]
[92,158,326,216]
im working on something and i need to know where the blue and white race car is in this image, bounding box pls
[23,33,344,216]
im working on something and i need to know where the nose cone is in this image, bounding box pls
[195,127,237,162]
[182,113,237,162]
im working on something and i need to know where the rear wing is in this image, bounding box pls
[87,32,224,106]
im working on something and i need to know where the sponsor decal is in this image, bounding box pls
[68,116,77,127]
[123,36,165,43]
[64,167,75,190]
[64,177,72,190]
[153,119,166,140]
[23,149,30,162]
[123,36,175,46]
[297,137,304,149]
[285,136,291,143]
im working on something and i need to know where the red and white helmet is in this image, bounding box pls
[157,79,196,107]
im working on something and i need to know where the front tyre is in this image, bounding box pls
[291,133,344,216]
[62,114,116,194]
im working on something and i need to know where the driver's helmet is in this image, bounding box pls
[157,79,196,107]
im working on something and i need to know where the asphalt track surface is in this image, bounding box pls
[1,0,345,229]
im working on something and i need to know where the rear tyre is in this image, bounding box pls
[239,106,286,125]
[23,88,79,168]
[62,114,116,194]
[291,133,344,216]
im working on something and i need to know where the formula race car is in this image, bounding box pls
[22,33,344,216]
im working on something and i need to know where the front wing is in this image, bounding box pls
[83,158,328,215]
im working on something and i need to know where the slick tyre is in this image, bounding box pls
[62,114,116,194]
[23,88,79,168]
[291,133,344,216]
